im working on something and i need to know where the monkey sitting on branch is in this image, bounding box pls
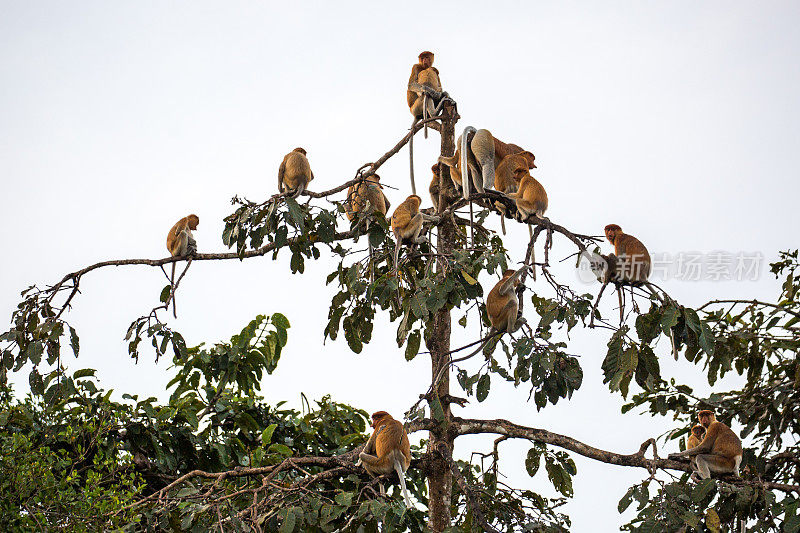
[390,195,439,274]
[407,51,448,196]
[588,223,652,326]
[165,214,199,318]
[357,411,413,507]
[669,410,743,482]
[278,147,314,198]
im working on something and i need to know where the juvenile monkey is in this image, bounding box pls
[429,163,460,213]
[278,147,314,198]
[494,153,529,234]
[391,195,438,271]
[357,411,413,507]
[166,214,199,318]
[686,424,707,471]
[669,410,743,481]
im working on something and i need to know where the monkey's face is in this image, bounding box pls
[188,215,200,230]
[692,427,705,438]
[698,412,715,427]
[605,229,616,244]
[420,55,433,69]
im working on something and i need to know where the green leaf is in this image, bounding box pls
[272,313,291,330]
[268,443,294,456]
[476,374,490,402]
[279,507,296,533]
[334,492,354,507]
[461,270,478,285]
[72,368,96,379]
[405,331,421,361]
[525,447,541,477]
[691,478,716,503]
[159,285,171,304]
[262,423,277,445]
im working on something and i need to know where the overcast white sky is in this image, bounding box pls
[1,1,799,530]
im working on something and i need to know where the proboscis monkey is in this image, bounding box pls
[439,134,535,196]
[407,51,444,196]
[278,147,314,198]
[357,411,413,507]
[438,127,496,199]
[604,224,651,285]
[510,172,548,278]
[686,424,707,471]
[346,175,390,281]
[346,175,390,222]
[494,153,529,234]
[429,163,460,213]
[166,214,199,318]
[669,410,743,481]
[598,224,652,323]
[390,195,438,272]
[459,266,528,360]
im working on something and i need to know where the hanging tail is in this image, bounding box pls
[392,452,413,508]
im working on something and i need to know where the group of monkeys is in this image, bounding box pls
[161,51,743,506]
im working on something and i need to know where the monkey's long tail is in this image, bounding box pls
[170,262,177,318]
[291,183,305,199]
[461,127,476,245]
[408,120,417,196]
[393,454,413,508]
[422,94,429,139]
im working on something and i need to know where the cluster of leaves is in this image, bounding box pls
[615,251,800,531]
[0,313,435,531]
[223,195,343,271]
[445,453,572,532]
[619,478,783,532]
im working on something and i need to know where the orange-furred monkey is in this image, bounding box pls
[166,214,199,318]
[604,224,651,284]
[669,410,743,480]
[278,147,314,198]
[357,411,413,507]
[390,195,438,272]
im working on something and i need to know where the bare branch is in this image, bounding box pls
[454,416,800,494]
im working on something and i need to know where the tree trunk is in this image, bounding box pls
[426,102,458,532]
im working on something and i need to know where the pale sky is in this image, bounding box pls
[1,2,799,530]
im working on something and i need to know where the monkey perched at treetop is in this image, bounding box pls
[357,411,413,507]
[166,214,199,318]
[669,410,743,481]
[407,51,445,195]
[407,51,442,120]
[278,147,314,198]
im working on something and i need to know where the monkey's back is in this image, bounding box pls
[347,182,387,221]
[281,152,312,189]
[709,421,743,456]
[391,198,418,234]
[166,218,187,255]
[518,175,548,216]
[615,233,651,282]
[486,278,518,330]
[376,419,411,468]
